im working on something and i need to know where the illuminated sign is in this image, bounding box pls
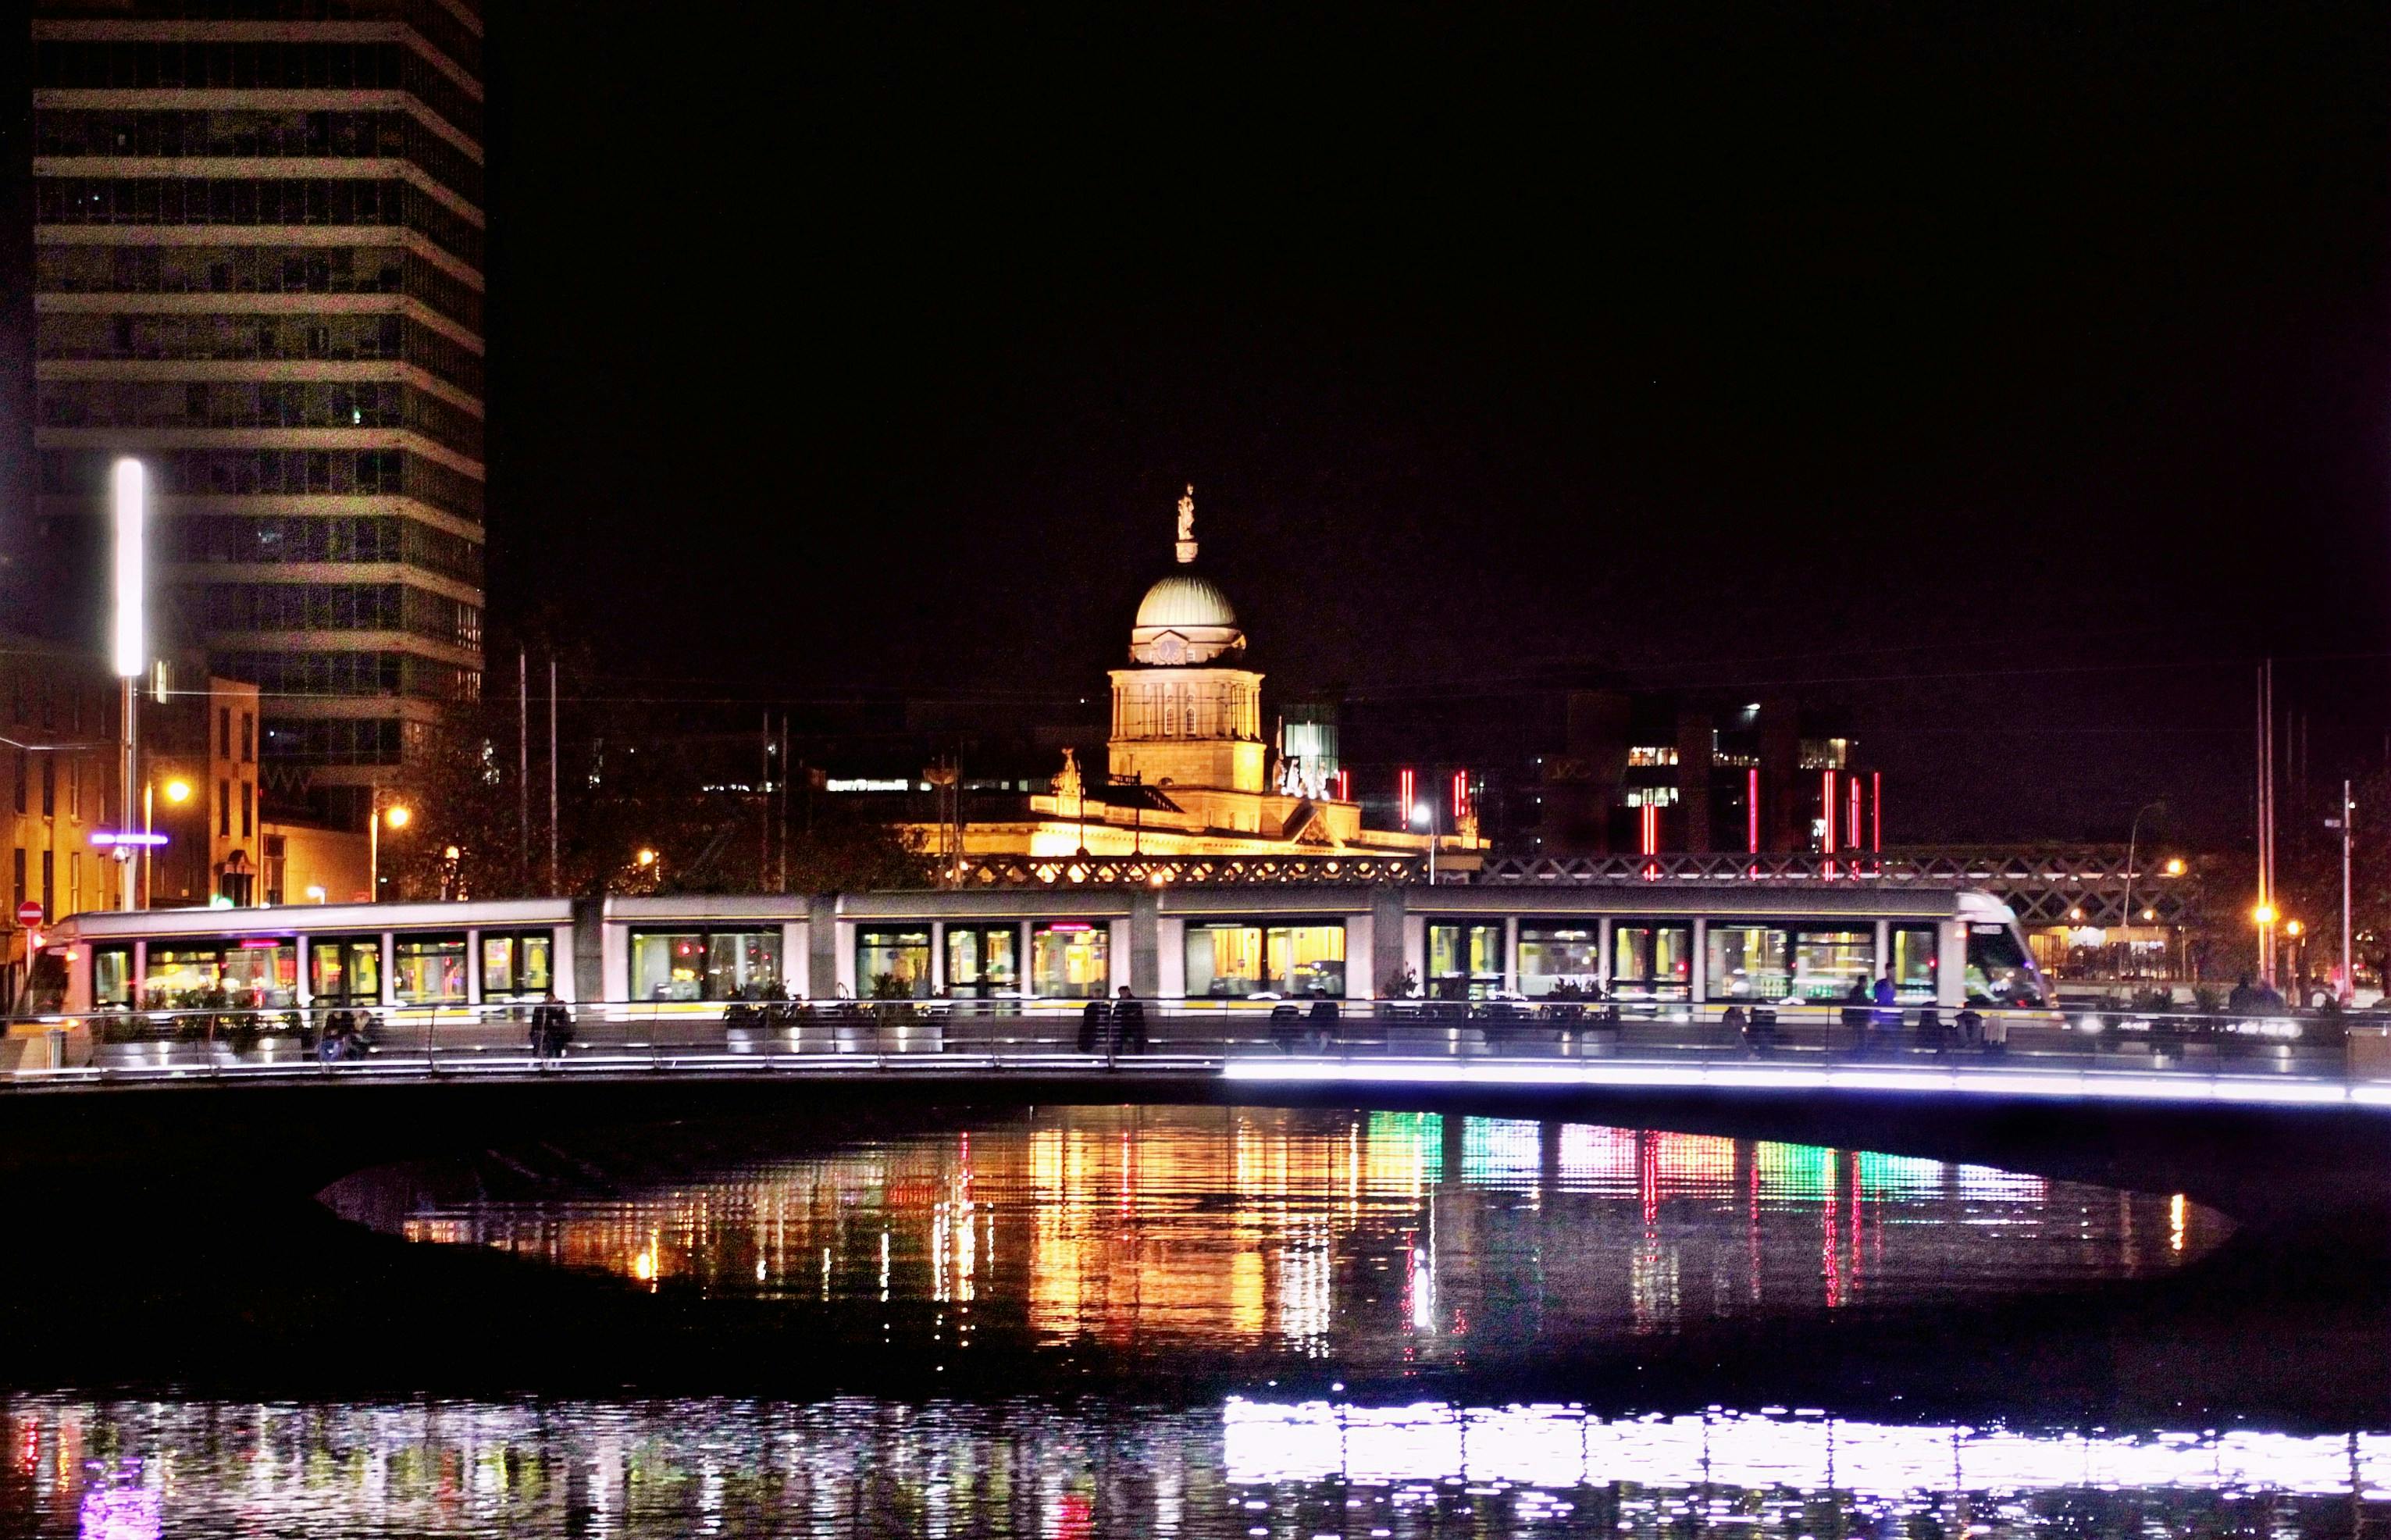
[87,831,168,847]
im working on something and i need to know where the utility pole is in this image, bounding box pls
[517,648,529,892]
[2340,779,2355,1002]
[547,653,560,893]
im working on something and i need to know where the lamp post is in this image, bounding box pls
[142,774,191,909]
[111,458,145,911]
[1413,800,1437,886]
[368,793,411,903]
[2118,800,2164,979]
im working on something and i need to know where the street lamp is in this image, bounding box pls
[1413,801,1437,886]
[140,773,192,909]
[368,796,412,903]
[2118,800,2165,971]
[111,458,145,911]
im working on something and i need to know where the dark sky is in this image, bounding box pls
[477,3,2391,843]
[16,4,2389,845]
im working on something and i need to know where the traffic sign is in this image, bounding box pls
[15,900,41,927]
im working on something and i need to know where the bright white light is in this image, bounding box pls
[110,458,145,678]
[1412,803,1431,828]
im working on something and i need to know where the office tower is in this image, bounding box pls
[30,1,486,827]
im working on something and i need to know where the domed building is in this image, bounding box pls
[935,487,1482,867]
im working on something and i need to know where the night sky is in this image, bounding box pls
[20,5,2391,845]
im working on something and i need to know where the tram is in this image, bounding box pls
[19,883,2047,1021]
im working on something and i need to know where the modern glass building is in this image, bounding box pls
[30,0,486,827]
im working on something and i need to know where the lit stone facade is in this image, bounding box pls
[935,490,1480,865]
[29,0,488,827]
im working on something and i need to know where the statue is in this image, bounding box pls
[1052,746,1084,806]
[1174,483,1198,565]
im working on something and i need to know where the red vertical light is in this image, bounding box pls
[1640,803,1659,856]
[1848,776,1862,852]
[1334,768,1350,801]
[1398,768,1415,825]
[1821,769,1837,854]
[1747,768,1760,854]
[1451,768,1470,821]
[1871,771,1882,852]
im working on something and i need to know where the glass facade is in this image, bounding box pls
[857,929,932,999]
[1029,922,1109,998]
[479,930,554,1002]
[1610,922,1691,1000]
[1183,922,1345,998]
[1517,923,1601,996]
[943,925,1018,998]
[1426,922,1504,1000]
[308,936,382,1007]
[632,929,782,1003]
[391,934,467,1005]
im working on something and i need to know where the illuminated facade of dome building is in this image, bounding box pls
[932,489,1482,867]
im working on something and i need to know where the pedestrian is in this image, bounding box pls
[529,992,572,1061]
[1841,978,1872,1053]
[1112,985,1147,1053]
[1871,974,1901,1043]
[2226,974,2259,1013]
[1078,996,1110,1053]
[1307,995,1339,1053]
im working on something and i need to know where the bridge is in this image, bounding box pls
[5,1000,2387,1230]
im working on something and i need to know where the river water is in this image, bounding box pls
[4,1105,2368,1538]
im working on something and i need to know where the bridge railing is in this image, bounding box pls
[0,996,2379,1084]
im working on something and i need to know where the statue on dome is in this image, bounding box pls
[1174,483,1198,565]
[1052,747,1084,809]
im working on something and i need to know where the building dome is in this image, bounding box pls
[1130,572,1245,666]
[1135,572,1237,631]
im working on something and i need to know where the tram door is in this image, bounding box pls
[944,925,1020,999]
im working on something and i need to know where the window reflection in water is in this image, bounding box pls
[372,1107,2225,1371]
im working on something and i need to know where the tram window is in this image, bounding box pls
[1788,928,1873,1000]
[479,929,554,1001]
[1427,923,1504,1000]
[1965,924,2043,1007]
[146,939,296,1008]
[392,934,467,1005]
[93,943,133,1008]
[1611,923,1691,1000]
[1183,922,1345,998]
[1518,924,1600,996]
[944,925,1018,998]
[1890,925,1939,1000]
[22,951,66,1014]
[1030,922,1108,998]
[1706,925,1789,1000]
[309,936,380,1007]
[855,929,929,999]
[633,929,783,1002]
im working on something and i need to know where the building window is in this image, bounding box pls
[241,781,253,838]
[853,929,931,1000]
[67,760,80,821]
[1029,922,1109,999]
[1626,747,1680,767]
[219,708,232,760]
[241,711,255,764]
[39,758,54,818]
[39,852,54,924]
[69,853,80,914]
[12,752,24,815]
[219,779,231,836]
[10,849,23,912]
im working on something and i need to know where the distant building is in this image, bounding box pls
[29,0,489,829]
[910,490,1481,867]
[1337,687,1882,859]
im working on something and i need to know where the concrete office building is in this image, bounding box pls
[28,0,487,828]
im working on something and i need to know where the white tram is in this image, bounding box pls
[19,884,2047,1021]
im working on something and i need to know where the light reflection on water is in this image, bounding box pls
[359,1107,2227,1369]
[2,1396,2386,1540]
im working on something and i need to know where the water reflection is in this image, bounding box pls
[345,1107,2227,1371]
[3,1395,2386,1540]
